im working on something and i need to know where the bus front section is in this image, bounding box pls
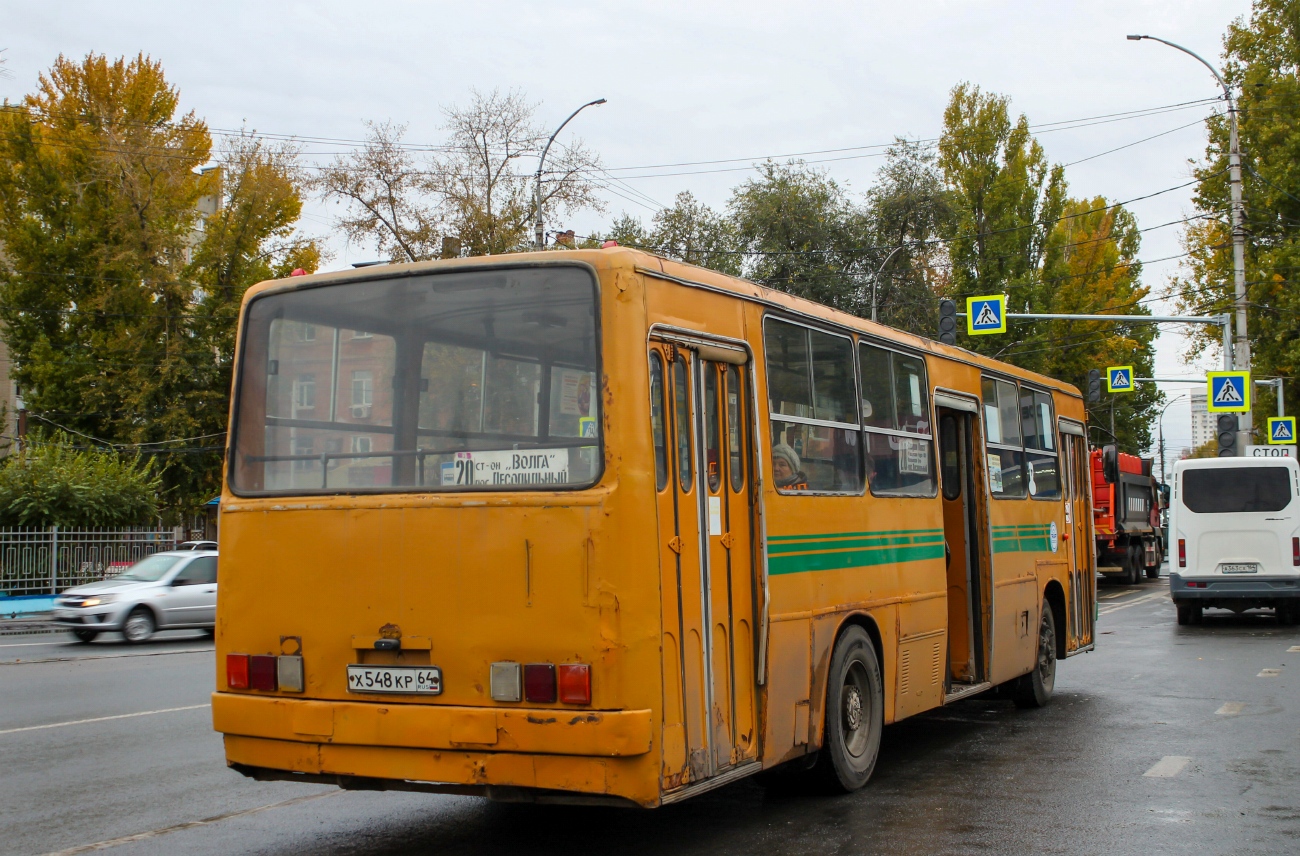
[214,259,664,806]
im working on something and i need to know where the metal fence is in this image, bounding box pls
[0,527,184,597]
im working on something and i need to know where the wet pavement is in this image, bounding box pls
[3,570,1297,856]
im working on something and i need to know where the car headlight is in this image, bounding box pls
[82,595,117,607]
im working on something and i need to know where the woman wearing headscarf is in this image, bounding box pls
[771,442,808,491]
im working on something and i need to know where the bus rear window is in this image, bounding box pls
[1182,467,1293,514]
[231,266,600,494]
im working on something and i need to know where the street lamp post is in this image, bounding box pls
[1128,34,1250,451]
[1156,393,1189,483]
[534,98,606,251]
[870,245,906,323]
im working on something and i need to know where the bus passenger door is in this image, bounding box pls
[937,405,989,688]
[1062,432,1095,650]
[651,343,709,788]
[698,357,758,772]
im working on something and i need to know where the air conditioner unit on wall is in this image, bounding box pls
[350,404,372,419]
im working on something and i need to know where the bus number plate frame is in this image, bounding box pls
[346,665,443,695]
[1219,563,1260,575]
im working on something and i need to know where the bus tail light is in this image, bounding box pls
[227,654,249,689]
[250,655,278,691]
[490,662,521,702]
[1293,537,1299,566]
[524,663,557,703]
[1178,539,1186,568]
[558,664,591,705]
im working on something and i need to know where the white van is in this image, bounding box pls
[1169,456,1300,625]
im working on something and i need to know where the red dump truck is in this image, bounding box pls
[1092,446,1165,585]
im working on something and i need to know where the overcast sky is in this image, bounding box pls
[3,0,1257,454]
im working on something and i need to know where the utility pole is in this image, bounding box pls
[1129,34,1250,451]
[534,98,606,251]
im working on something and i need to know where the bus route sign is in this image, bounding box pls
[1268,416,1296,445]
[966,295,1006,335]
[1207,371,1251,413]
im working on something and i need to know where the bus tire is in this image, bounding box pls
[813,625,883,793]
[1012,604,1056,709]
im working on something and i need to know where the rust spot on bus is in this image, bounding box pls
[526,715,557,724]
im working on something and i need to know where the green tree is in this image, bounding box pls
[862,140,955,335]
[0,53,318,517]
[728,161,875,313]
[604,192,741,275]
[938,84,1158,449]
[0,434,161,528]
[1173,0,1300,431]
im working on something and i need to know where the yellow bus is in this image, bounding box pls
[212,247,1096,806]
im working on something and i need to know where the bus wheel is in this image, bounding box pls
[1013,605,1056,709]
[814,625,883,792]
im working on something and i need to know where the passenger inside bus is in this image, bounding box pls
[772,443,809,491]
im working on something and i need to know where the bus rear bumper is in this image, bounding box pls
[213,693,658,805]
[1169,572,1300,608]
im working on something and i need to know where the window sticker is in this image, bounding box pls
[899,438,930,475]
[987,453,1004,493]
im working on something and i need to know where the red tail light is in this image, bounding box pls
[524,663,557,703]
[1178,539,1186,568]
[558,663,591,705]
[1293,537,1299,567]
[226,653,249,689]
[250,655,278,691]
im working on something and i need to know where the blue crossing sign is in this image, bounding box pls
[1207,371,1251,413]
[966,295,1006,335]
[1268,416,1296,445]
[1106,366,1134,393]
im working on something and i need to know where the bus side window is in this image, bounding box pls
[982,377,1026,498]
[1021,389,1060,500]
[649,352,669,491]
[859,343,934,497]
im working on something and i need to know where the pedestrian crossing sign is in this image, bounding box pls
[1106,366,1134,393]
[1268,416,1296,445]
[966,295,1006,335]
[1207,371,1251,413]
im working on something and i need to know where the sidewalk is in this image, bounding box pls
[0,613,59,636]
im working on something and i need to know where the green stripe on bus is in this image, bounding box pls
[769,542,947,575]
[767,533,945,555]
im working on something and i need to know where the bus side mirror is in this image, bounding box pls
[1102,445,1119,485]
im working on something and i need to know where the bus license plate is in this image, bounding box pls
[346,665,442,695]
[1220,563,1260,575]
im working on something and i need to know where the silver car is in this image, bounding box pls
[52,550,218,643]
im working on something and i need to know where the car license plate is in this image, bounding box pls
[1220,563,1260,575]
[346,665,442,695]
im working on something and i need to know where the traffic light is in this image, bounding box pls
[1086,369,1102,403]
[938,299,957,345]
[1217,413,1238,457]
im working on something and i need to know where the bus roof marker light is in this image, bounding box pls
[524,663,557,703]
[490,662,522,702]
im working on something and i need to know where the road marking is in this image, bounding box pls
[0,647,213,666]
[1215,702,1245,716]
[0,704,210,736]
[1258,668,1282,678]
[1143,756,1191,778]
[1099,590,1167,616]
[38,791,339,856]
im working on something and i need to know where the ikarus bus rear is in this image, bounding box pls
[213,247,1096,806]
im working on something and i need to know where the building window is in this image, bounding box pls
[351,436,372,455]
[298,324,316,342]
[352,330,372,340]
[294,374,315,410]
[351,370,373,417]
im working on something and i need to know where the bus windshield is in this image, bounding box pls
[230,265,601,494]
[1182,466,1293,514]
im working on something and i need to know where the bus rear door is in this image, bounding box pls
[651,339,758,792]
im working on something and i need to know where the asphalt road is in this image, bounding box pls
[3,571,1297,856]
